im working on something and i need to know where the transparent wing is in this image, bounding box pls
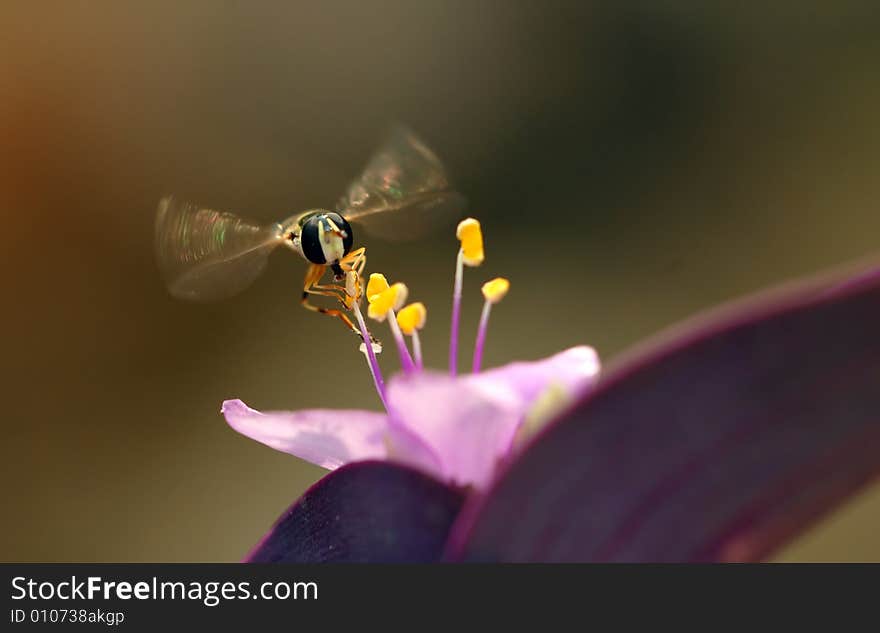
[336,125,467,241]
[155,196,285,301]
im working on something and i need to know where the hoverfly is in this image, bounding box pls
[155,125,465,340]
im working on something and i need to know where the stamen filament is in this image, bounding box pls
[473,277,509,373]
[449,248,463,376]
[352,300,388,410]
[472,299,492,373]
[388,309,416,374]
[396,302,426,372]
[412,330,423,369]
[450,218,484,376]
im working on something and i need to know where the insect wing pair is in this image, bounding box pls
[155,125,466,303]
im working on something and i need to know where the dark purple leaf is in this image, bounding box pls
[246,461,464,562]
[447,262,880,562]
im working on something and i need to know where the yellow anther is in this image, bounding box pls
[366,273,390,301]
[481,277,510,304]
[367,282,409,321]
[396,302,427,335]
[456,218,484,266]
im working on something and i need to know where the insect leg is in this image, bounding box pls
[340,247,367,277]
[301,264,376,344]
[302,264,351,303]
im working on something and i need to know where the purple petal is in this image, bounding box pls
[469,345,600,407]
[387,373,525,489]
[384,347,598,489]
[222,399,388,470]
[245,461,465,562]
[382,418,446,480]
[447,262,880,562]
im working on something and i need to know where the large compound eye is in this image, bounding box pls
[326,212,354,255]
[300,213,354,264]
[299,216,327,264]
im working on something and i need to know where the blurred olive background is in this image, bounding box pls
[2,2,879,561]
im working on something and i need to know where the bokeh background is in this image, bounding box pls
[2,2,879,561]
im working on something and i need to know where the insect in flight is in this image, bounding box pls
[155,125,465,343]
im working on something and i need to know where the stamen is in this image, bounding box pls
[367,282,406,321]
[450,249,463,376]
[346,271,387,409]
[472,277,510,373]
[411,330,423,370]
[366,278,415,373]
[397,302,427,370]
[397,302,427,335]
[450,218,484,376]
[457,218,485,266]
[366,273,389,301]
[388,309,416,374]
[482,277,510,303]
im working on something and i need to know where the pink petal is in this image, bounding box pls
[221,399,389,470]
[469,346,600,408]
[385,347,600,489]
[387,373,525,489]
[382,421,446,482]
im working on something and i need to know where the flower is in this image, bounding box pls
[227,247,880,563]
[223,218,601,490]
[223,346,599,489]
